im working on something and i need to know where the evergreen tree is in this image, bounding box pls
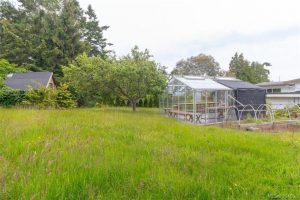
[84,5,111,57]
[229,53,270,84]
[0,0,111,80]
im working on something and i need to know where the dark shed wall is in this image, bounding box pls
[235,89,266,109]
[215,79,266,108]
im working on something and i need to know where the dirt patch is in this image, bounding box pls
[220,121,300,133]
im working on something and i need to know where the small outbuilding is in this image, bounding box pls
[160,76,234,124]
[215,78,266,109]
[5,72,56,90]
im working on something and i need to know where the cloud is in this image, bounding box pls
[152,26,300,81]
[78,0,300,81]
[187,26,300,50]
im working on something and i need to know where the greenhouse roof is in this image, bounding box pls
[173,76,232,91]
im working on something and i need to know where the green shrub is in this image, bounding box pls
[23,85,76,109]
[55,84,76,108]
[274,109,289,119]
[0,86,25,107]
[23,87,56,109]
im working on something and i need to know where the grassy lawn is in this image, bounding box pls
[0,108,299,199]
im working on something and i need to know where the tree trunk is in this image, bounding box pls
[130,100,137,112]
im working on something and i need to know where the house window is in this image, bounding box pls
[273,88,281,93]
[267,88,281,93]
[267,89,272,93]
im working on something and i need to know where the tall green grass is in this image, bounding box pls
[0,108,299,199]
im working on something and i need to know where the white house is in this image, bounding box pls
[257,78,300,109]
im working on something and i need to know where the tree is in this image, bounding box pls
[171,54,221,76]
[0,59,25,86]
[0,0,111,80]
[84,5,111,57]
[62,53,112,106]
[229,53,270,84]
[228,53,250,81]
[109,46,167,111]
[63,47,167,110]
[55,84,76,108]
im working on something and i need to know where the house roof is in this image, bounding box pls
[257,78,300,87]
[172,76,232,91]
[215,79,264,90]
[5,72,53,90]
[257,81,289,87]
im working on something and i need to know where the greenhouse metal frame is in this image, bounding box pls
[160,76,236,125]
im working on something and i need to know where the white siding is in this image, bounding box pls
[295,82,300,91]
[281,86,295,93]
[267,97,300,109]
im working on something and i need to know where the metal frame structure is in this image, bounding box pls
[160,76,234,125]
[159,76,300,125]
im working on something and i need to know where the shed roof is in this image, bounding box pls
[173,76,231,91]
[215,79,264,90]
[5,72,53,90]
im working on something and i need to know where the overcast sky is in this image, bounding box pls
[78,0,300,81]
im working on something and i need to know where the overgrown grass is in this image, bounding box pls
[0,108,299,199]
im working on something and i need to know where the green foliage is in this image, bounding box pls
[274,106,300,120]
[172,54,222,76]
[63,53,112,106]
[0,0,110,79]
[274,109,289,119]
[109,46,166,111]
[63,47,167,110]
[109,46,167,111]
[56,84,76,108]
[0,86,25,107]
[0,108,300,199]
[229,53,270,84]
[0,58,25,84]
[23,87,57,109]
[23,85,76,109]
[0,58,26,106]
[84,5,111,57]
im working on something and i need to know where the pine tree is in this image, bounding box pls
[229,53,269,84]
[84,5,111,57]
[0,0,111,80]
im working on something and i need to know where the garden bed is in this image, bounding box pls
[220,120,300,132]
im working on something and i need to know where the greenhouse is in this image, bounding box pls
[160,76,236,124]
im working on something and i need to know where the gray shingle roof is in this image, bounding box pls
[257,78,300,87]
[215,79,264,90]
[5,72,53,90]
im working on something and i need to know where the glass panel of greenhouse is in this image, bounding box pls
[160,76,235,125]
